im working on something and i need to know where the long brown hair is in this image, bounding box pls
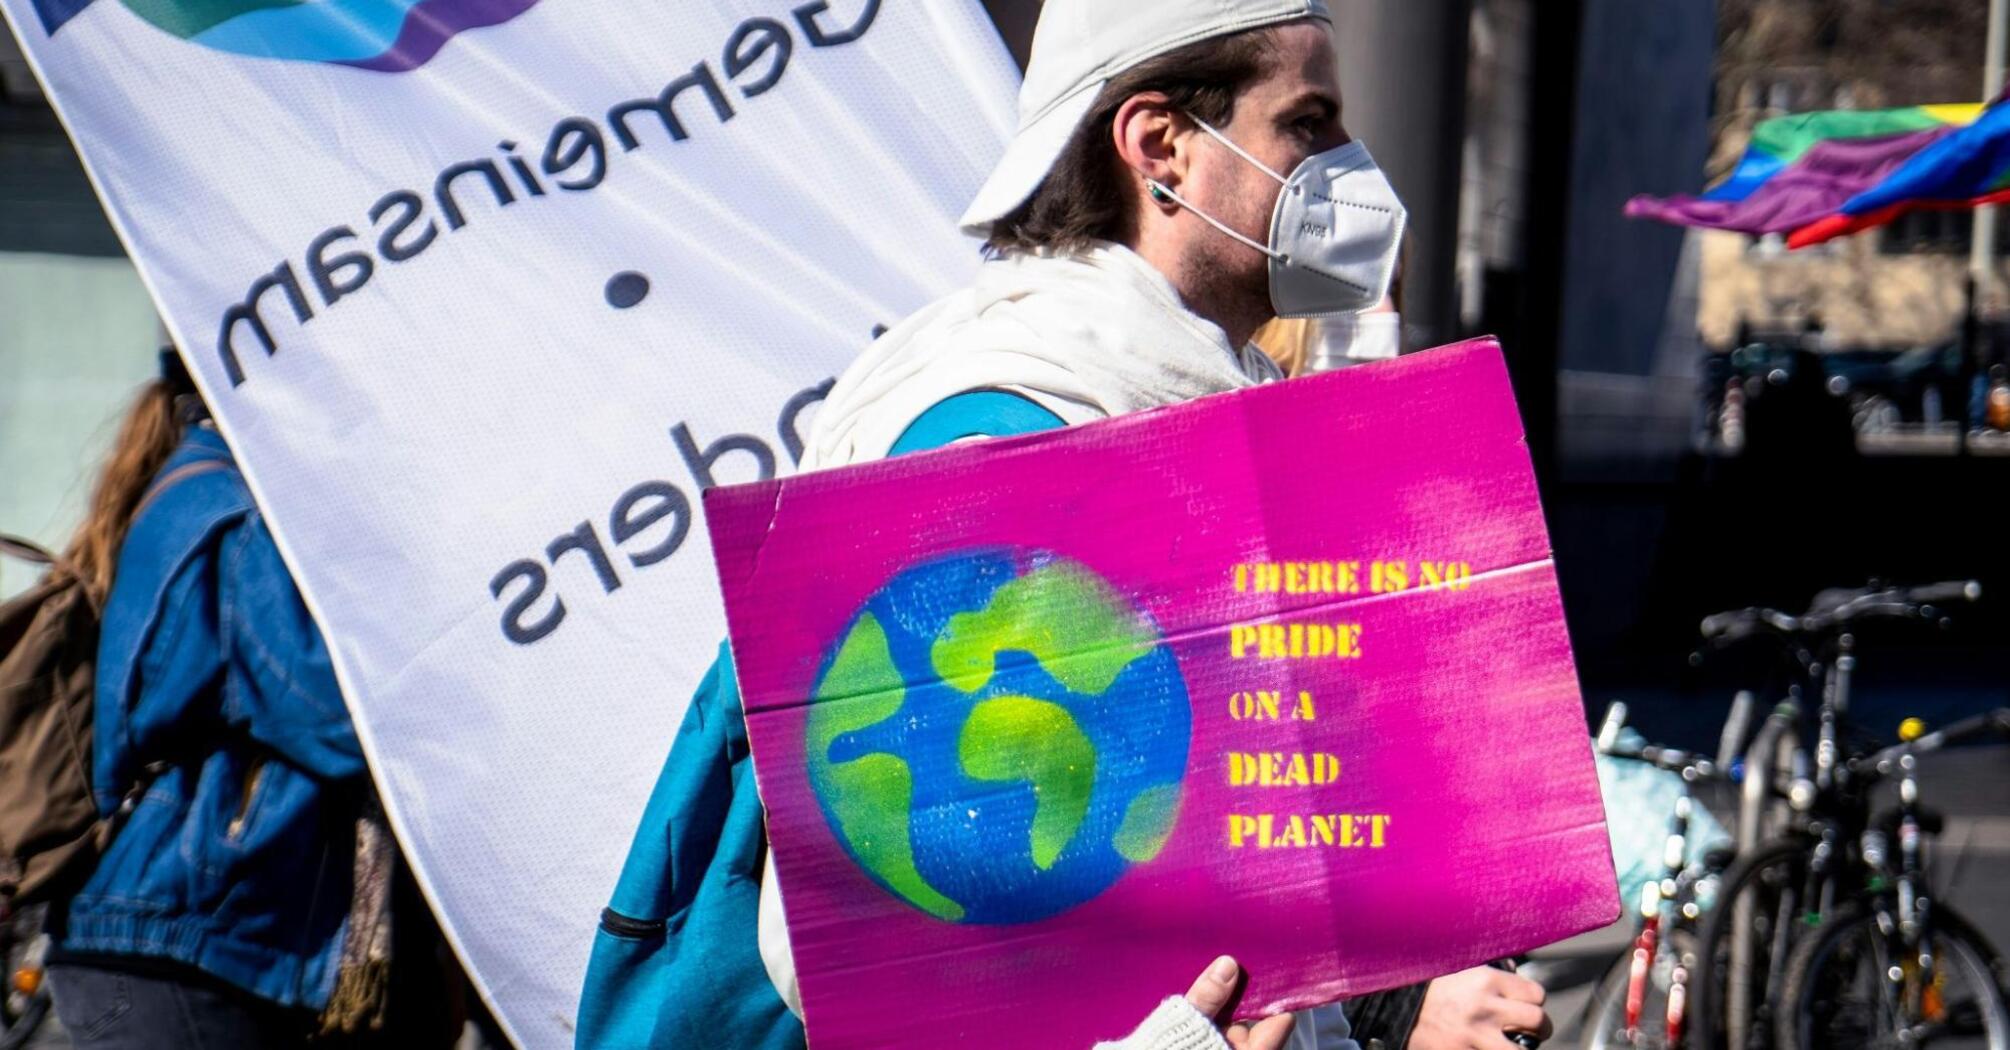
[61,358,196,605]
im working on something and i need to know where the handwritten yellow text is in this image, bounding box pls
[1229,622,1363,660]
[1227,813,1391,849]
[1228,752,1342,787]
[1227,691,1317,721]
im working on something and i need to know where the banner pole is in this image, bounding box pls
[1970,0,2006,305]
[1962,275,1979,458]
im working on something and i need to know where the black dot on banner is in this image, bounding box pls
[605,272,650,309]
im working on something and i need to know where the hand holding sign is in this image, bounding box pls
[1185,957,1297,1050]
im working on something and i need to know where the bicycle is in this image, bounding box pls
[1688,701,1811,1050]
[1582,701,1744,1050]
[1686,580,1988,1050]
[1773,708,2010,1050]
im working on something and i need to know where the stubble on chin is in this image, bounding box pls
[1181,233,1274,343]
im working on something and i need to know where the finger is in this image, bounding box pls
[1492,971,1547,1006]
[1226,1014,1296,1050]
[1185,956,1242,1020]
[1493,999,1548,1036]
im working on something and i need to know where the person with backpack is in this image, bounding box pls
[3,351,451,1050]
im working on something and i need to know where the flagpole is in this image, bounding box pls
[1971,0,2006,299]
[1963,0,2006,457]
[1962,276,1978,456]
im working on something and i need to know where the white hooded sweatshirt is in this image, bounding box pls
[762,242,1356,1050]
[797,240,1281,471]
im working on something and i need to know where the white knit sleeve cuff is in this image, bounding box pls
[1093,997,1232,1050]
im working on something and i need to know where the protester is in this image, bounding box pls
[40,352,458,1050]
[580,1,1548,1047]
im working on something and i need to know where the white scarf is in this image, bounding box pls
[800,241,1281,471]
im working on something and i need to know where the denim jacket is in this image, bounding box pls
[53,426,365,1010]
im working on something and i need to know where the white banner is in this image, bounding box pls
[0,0,1017,1043]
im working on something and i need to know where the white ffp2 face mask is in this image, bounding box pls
[1147,116,1408,318]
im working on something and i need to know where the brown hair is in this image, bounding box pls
[985,29,1278,256]
[61,364,197,605]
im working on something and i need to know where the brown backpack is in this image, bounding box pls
[0,458,228,905]
[0,535,104,905]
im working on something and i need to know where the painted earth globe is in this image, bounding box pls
[807,548,1190,925]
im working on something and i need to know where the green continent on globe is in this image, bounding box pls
[806,612,965,921]
[931,564,1155,695]
[958,697,1096,870]
[808,551,1190,925]
[1113,784,1180,863]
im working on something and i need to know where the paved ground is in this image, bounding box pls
[1538,744,2010,1048]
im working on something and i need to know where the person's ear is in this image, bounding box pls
[1113,92,1187,207]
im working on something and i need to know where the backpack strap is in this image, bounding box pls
[0,534,57,565]
[131,456,233,524]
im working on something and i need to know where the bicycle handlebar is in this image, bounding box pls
[1698,580,1982,645]
[1603,739,1721,779]
[1906,580,1985,606]
[1595,699,1732,778]
[1698,607,1798,645]
[1849,707,2010,779]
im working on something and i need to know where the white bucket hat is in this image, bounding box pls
[960,0,1332,237]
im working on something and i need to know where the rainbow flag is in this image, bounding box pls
[1626,105,1981,236]
[1790,96,2010,248]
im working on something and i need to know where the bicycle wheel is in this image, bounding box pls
[0,994,52,1050]
[1776,901,2010,1050]
[1584,929,1703,1050]
[1690,839,1812,1050]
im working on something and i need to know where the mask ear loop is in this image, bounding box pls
[1144,176,1286,263]
[1141,112,1297,263]
[1187,115,1294,188]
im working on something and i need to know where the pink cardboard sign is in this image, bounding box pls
[704,339,1619,1049]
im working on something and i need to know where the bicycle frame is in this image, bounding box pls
[1709,632,1865,1049]
[1775,632,1867,935]
[1725,696,1807,1050]
[1624,794,1688,1045]
[1858,746,1944,1037]
[1600,707,1726,1050]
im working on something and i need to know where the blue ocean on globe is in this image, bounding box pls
[806,547,1191,925]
